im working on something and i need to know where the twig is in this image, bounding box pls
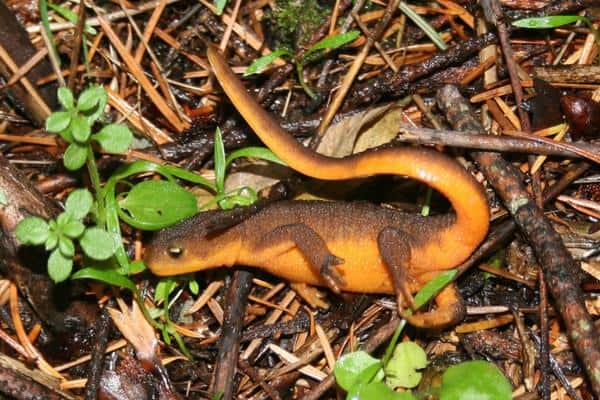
[26,0,184,33]
[456,160,590,279]
[197,0,264,52]
[535,65,600,83]
[238,359,282,400]
[317,0,364,89]
[211,271,253,400]
[83,302,113,400]
[396,125,600,163]
[0,353,74,400]
[9,283,63,379]
[0,325,28,358]
[133,0,168,64]
[255,64,294,106]
[481,0,530,132]
[532,334,583,400]
[349,32,498,104]
[0,43,51,119]
[218,0,242,52]
[38,24,66,88]
[4,47,49,87]
[352,11,398,73]
[115,0,189,123]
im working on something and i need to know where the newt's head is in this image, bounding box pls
[144,210,242,276]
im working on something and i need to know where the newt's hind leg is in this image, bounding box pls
[407,283,465,329]
[378,227,417,312]
[255,224,346,293]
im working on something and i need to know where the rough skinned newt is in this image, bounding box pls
[144,47,490,328]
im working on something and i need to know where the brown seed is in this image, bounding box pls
[560,94,600,139]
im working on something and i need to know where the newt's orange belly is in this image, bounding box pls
[242,239,416,294]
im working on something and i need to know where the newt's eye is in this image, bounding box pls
[168,246,184,258]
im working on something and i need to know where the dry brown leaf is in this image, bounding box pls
[108,299,157,362]
[224,162,294,193]
[316,104,395,157]
[353,106,405,153]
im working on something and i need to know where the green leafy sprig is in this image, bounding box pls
[46,86,132,171]
[16,189,116,282]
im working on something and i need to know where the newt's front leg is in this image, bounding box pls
[253,224,346,293]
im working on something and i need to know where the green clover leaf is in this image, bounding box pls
[64,142,89,170]
[384,342,428,389]
[57,87,75,109]
[15,217,49,245]
[65,189,93,220]
[94,123,133,153]
[71,114,91,143]
[80,227,116,260]
[45,111,72,133]
[58,236,75,257]
[48,248,73,283]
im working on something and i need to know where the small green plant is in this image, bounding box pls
[46,86,131,171]
[335,334,512,400]
[203,127,285,210]
[245,31,360,98]
[384,342,427,389]
[333,270,512,399]
[17,85,133,283]
[438,361,512,400]
[17,86,207,282]
[16,189,116,282]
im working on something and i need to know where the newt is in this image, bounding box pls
[144,47,490,328]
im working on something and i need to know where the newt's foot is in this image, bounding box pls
[406,283,465,329]
[320,254,345,294]
[396,280,416,311]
